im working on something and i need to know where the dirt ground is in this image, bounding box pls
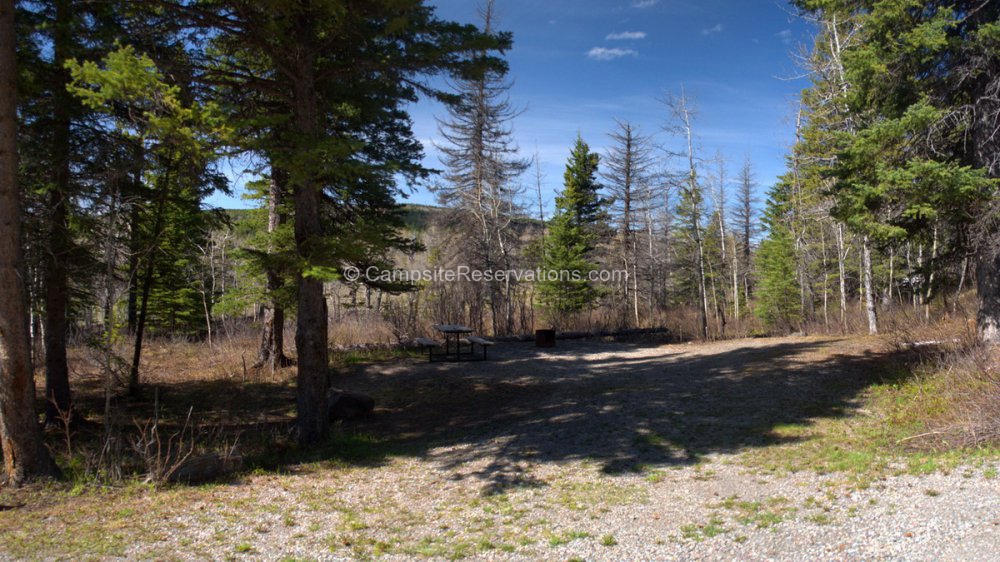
[1,335,997,561]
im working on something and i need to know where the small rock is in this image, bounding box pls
[327,388,375,420]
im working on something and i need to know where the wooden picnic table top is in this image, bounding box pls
[432,324,473,334]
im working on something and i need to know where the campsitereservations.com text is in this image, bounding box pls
[343,266,629,284]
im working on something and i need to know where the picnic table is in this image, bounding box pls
[415,324,496,361]
[433,324,473,359]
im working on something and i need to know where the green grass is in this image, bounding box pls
[600,533,618,546]
[546,530,591,547]
[551,479,647,512]
[678,515,727,542]
[740,361,1000,483]
[807,513,834,525]
[713,495,796,529]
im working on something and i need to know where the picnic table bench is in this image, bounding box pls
[414,337,441,361]
[415,324,495,361]
[465,335,495,359]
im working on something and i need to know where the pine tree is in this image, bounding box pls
[756,182,801,332]
[172,0,510,443]
[793,0,999,341]
[0,0,59,484]
[67,45,228,393]
[15,0,125,425]
[537,136,605,321]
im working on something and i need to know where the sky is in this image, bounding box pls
[207,0,815,213]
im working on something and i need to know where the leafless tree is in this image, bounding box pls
[662,90,709,339]
[604,119,654,326]
[434,0,528,335]
[732,156,757,324]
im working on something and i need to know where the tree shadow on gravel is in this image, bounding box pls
[334,337,913,491]
[55,337,914,489]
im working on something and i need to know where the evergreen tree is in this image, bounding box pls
[172,0,510,443]
[793,0,1000,341]
[67,45,228,393]
[756,182,801,332]
[537,136,605,321]
[0,0,59,484]
[15,0,124,424]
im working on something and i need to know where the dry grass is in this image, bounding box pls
[889,344,1000,451]
[329,310,400,347]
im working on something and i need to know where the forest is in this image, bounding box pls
[0,1,998,558]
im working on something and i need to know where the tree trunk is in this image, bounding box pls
[862,235,878,335]
[696,234,709,339]
[255,165,290,369]
[924,225,938,322]
[0,0,58,483]
[836,223,848,332]
[43,0,74,424]
[976,244,1000,344]
[127,169,171,395]
[292,54,330,445]
[821,227,829,328]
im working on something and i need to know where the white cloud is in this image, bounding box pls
[776,29,793,45]
[606,31,647,40]
[587,47,638,61]
[701,23,724,35]
[631,0,658,8]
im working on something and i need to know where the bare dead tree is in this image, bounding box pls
[604,119,655,326]
[433,0,528,335]
[732,156,757,324]
[662,90,709,339]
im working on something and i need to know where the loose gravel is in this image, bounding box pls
[5,336,1000,560]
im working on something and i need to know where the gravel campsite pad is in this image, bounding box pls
[1,336,997,560]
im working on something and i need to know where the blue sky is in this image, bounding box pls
[208,0,814,213]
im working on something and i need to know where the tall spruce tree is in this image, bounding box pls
[15,0,124,424]
[756,181,801,332]
[793,0,999,342]
[0,0,58,484]
[67,45,228,394]
[537,136,605,321]
[170,0,510,443]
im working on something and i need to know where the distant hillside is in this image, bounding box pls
[221,203,542,234]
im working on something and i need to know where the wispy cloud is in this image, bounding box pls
[701,23,724,35]
[587,47,638,61]
[775,29,793,45]
[631,0,658,8]
[606,31,647,41]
